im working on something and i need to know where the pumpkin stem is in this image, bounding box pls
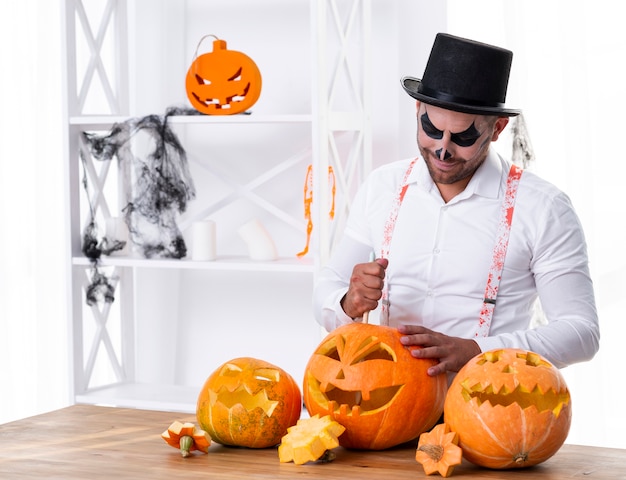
[514,452,528,465]
[179,435,194,457]
[418,444,444,462]
[318,450,336,463]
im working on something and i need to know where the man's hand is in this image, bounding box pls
[398,324,481,376]
[340,258,388,319]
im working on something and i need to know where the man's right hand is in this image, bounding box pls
[340,257,388,319]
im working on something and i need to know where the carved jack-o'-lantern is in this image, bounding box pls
[185,37,262,115]
[196,357,301,448]
[303,323,447,450]
[444,349,572,469]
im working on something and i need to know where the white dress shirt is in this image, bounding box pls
[313,149,599,368]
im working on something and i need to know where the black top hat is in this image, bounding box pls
[402,33,520,117]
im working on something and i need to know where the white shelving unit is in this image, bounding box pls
[61,0,371,412]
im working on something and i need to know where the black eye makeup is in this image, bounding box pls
[420,112,483,147]
[420,112,443,139]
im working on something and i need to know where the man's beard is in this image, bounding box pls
[418,142,489,186]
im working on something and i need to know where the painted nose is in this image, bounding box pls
[435,148,452,160]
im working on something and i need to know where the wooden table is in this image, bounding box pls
[1,405,624,479]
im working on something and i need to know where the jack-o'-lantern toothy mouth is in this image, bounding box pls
[459,350,571,416]
[306,373,403,417]
[191,81,251,109]
[460,382,570,416]
[211,386,279,417]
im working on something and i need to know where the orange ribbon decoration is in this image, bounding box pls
[297,164,335,257]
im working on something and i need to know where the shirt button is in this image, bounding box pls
[433,248,440,254]
[426,290,433,297]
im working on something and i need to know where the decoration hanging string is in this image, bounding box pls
[191,34,220,63]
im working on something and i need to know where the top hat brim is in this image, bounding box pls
[402,77,520,117]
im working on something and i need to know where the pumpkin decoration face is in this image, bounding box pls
[185,39,262,115]
[443,349,572,469]
[196,357,301,448]
[303,323,447,450]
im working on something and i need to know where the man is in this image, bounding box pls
[312,33,599,377]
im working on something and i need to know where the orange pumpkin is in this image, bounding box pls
[443,349,572,469]
[196,357,301,448]
[303,323,447,450]
[185,37,262,115]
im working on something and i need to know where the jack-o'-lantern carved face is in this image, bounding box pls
[196,357,301,448]
[185,39,262,115]
[303,323,447,450]
[444,349,572,469]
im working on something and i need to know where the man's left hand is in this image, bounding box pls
[398,324,481,376]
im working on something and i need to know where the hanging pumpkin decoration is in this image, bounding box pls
[185,35,262,115]
[443,349,572,469]
[196,357,301,448]
[303,323,447,450]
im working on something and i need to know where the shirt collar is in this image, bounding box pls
[410,148,505,201]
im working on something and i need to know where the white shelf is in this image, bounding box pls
[72,255,314,273]
[70,114,313,128]
[75,383,199,413]
[76,382,309,417]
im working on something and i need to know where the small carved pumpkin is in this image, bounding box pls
[185,37,262,115]
[303,323,447,450]
[443,349,572,469]
[196,357,301,448]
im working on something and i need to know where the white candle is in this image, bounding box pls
[192,220,217,261]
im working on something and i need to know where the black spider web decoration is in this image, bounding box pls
[80,106,202,305]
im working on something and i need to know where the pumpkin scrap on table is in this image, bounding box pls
[415,423,462,477]
[162,420,211,457]
[278,414,346,465]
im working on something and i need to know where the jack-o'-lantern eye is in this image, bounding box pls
[253,368,280,382]
[220,363,242,377]
[317,335,396,364]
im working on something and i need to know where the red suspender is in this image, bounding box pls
[475,163,523,336]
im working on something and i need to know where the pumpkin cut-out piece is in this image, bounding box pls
[415,423,462,477]
[196,357,301,448]
[303,323,447,450]
[278,414,346,465]
[185,36,262,115]
[443,348,572,469]
[161,420,211,457]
